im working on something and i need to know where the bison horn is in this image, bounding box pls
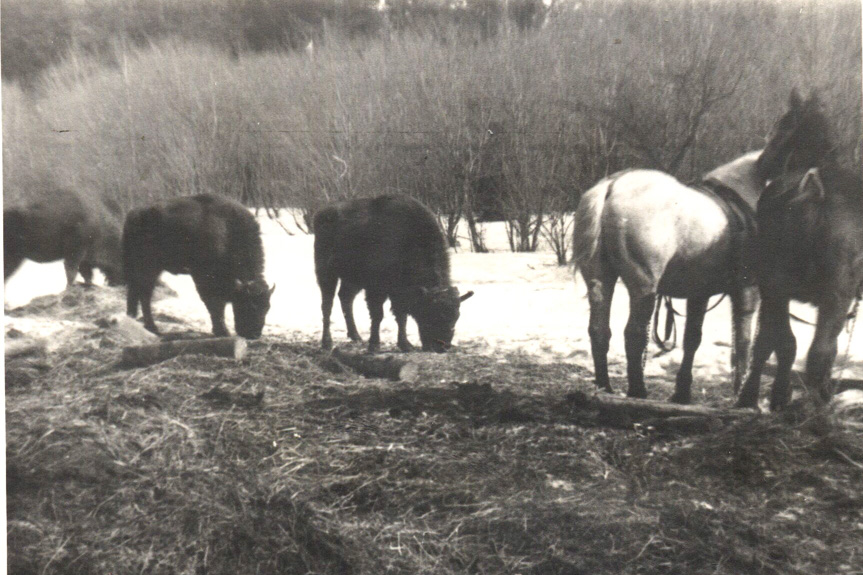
[269,283,276,295]
[459,290,475,302]
[234,278,245,291]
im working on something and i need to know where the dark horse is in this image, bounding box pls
[314,195,473,353]
[123,194,275,339]
[573,152,764,403]
[736,91,863,410]
[4,188,125,287]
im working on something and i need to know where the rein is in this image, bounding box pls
[789,296,860,327]
[651,293,728,352]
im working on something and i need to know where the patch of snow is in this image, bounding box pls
[5,214,862,386]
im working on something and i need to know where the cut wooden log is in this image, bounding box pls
[5,338,47,360]
[122,337,247,368]
[330,348,419,382]
[97,314,160,346]
[568,389,758,427]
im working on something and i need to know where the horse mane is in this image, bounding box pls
[758,90,838,181]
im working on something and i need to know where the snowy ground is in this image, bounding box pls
[5,214,862,390]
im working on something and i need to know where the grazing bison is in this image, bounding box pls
[123,194,274,339]
[4,188,124,287]
[314,195,474,353]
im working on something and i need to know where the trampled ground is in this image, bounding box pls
[5,219,863,574]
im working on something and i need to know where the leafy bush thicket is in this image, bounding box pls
[3,0,860,257]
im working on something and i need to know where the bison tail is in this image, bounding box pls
[572,176,613,274]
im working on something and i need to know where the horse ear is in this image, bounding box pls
[797,168,826,202]
[789,89,804,111]
[459,290,475,302]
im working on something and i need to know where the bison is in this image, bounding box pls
[4,188,125,287]
[313,194,473,353]
[123,194,274,339]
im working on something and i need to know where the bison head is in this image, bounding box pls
[232,279,275,339]
[411,286,474,353]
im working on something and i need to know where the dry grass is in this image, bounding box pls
[6,286,863,574]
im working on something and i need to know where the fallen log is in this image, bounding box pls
[96,314,160,346]
[122,337,247,368]
[5,338,47,360]
[330,348,419,382]
[568,390,758,428]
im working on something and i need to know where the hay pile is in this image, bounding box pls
[6,286,863,574]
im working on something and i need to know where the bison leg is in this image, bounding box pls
[365,290,387,353]
[4,253,23,282]
[129,270,162,334]
[63,253,85,287]
[804,295,852,405]
[317,274,338,350]
[669,295,709,405]
[394,312,415,352]
[338,282,364,342]
[79,261,95,286]
[140,287,161,334]
[197,290,230,337]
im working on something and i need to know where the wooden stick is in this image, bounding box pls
[122,337,247,368]
[330,348,419,382]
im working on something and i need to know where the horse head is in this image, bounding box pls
[758,89,836,182]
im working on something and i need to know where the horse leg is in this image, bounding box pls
[669,296,709,404]
[365,290,387,353]
[736,295,785,409]
[768,297,796,411]
[338,282,364,342]
[804,295,853,405]
[624,292,656,399]
[318,274,338,350]
[731,286,759,395]
[585,270,617,393]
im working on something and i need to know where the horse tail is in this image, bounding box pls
[572,176,614,272]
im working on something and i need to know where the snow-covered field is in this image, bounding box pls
[5,215,862,387]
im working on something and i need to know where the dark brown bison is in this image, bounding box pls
[123,194,274,339]
[4,188,124,287]
[314,194,473,353]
